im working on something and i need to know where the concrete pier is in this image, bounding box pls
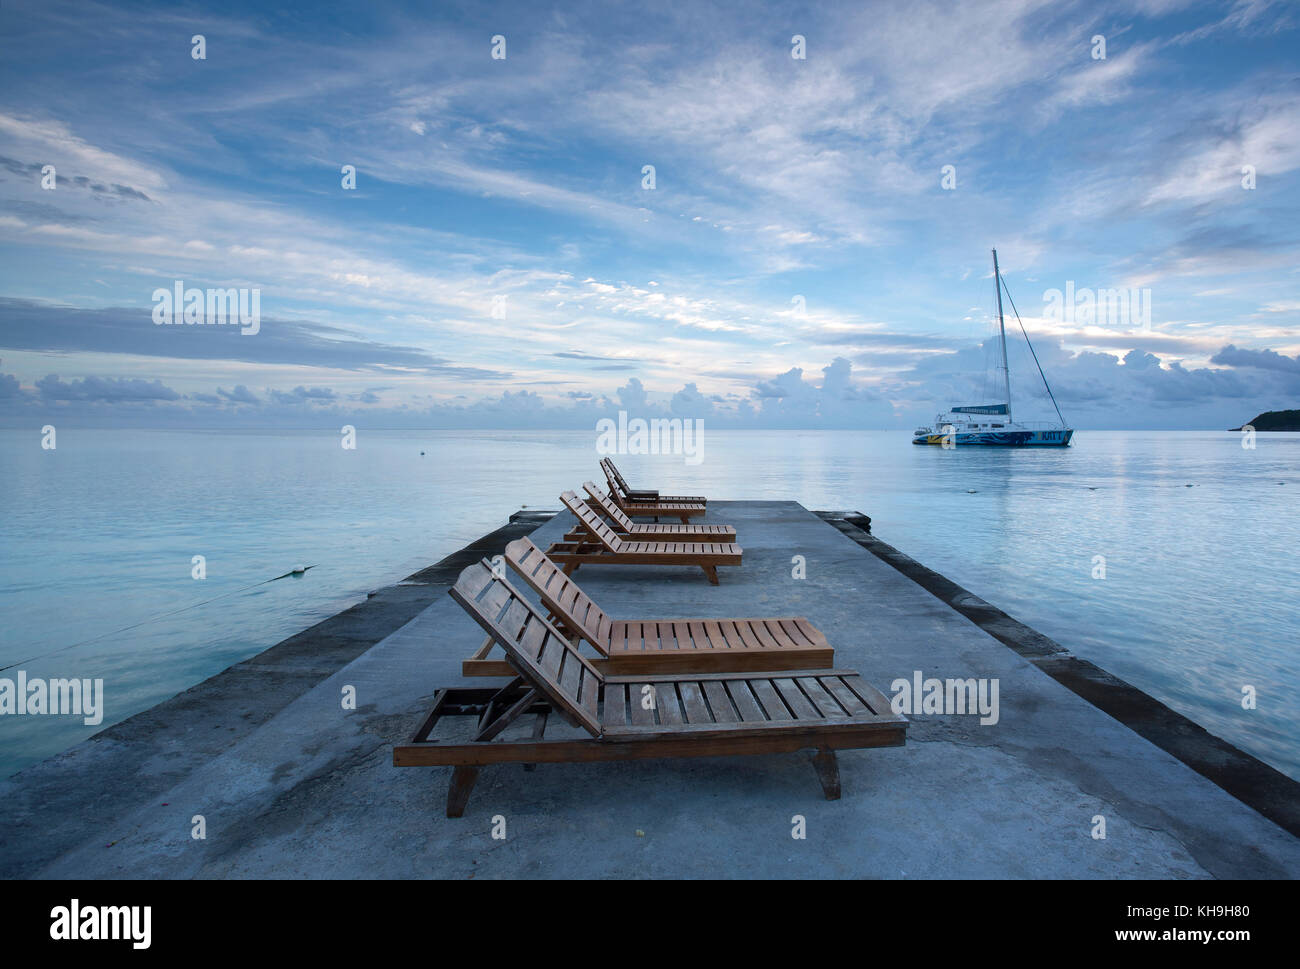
[2,501,1297,878]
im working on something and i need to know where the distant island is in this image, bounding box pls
[1230,409,1300,431]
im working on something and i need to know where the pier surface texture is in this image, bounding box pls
[2,502,1296,879]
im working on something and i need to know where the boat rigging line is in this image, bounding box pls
[999,274,1068,427]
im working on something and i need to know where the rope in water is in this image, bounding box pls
[0,567,315,673]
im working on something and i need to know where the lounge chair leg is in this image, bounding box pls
[812,748,841,800]
[523,709,549,772]
[701,564,719,585]
[678,515,689,524]
[561,562,578,576]
[446,766,481,817]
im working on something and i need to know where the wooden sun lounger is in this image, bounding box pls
[601,457,707,505]
[460,536,832,677]
[565,482,736,544]
[462,537,829,676]
[545,491,741,584]
[394,559,907,816]
[600,459,705,522]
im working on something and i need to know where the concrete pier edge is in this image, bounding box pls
[814,511,1300,839]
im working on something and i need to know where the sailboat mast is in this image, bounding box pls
[992,248,1011,421]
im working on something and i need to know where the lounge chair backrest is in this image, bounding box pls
[449,559,602,735]
[600,457,628,499]
[504,537,613,654]
[582,481,635,531]
[560,490,624,551]
[605,457,631,490]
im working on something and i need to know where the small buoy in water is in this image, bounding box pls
[292,564,306,575]
[1087,486,1098,490]
[966,489,977,494]
[1185,484,1194,487]
[420,451,425,456]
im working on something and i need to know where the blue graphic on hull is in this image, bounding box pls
[911,428,1074,447]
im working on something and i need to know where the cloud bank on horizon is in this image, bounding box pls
[0,0,1298,430]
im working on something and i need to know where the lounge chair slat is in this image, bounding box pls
[656,625,675,653]
[704,620,727,649]
[671,620,691,651]
[608,621,628,654]
[717,620,744,650]
[628,683,655,725]
[655,683,684,724]
[677,681,712,724]
[790,618,826,647]
[840,676,896,717]
[702,681,740,723]
[500,598,534,648]
[724,681,767,722]
[537,627,567,682]
[558,647,583,700]
[797,677,848,718]
[457,562,494,599]
[579,666,600,720]
[686,621,712,651]
[749,620,783,651]
[602,683,628,727]
[820,676,871,716]
[478,579,514,624]
[732,620,764,651]
[775,618,807,647]
[772,678,822,720]
[748,678,793,721]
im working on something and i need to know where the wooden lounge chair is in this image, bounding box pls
[545,491,741,584]
[600,456,707,505]
[496,536,833,674]
[566,482,736,544]
[394,558,907,816]
[600,459,705,523]
[461,537,830,676]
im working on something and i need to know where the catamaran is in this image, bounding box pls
[912,249,1073,447]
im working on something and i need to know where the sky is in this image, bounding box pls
[1,0,1298,430]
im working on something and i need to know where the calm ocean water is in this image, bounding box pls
[1,428,1297,782]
